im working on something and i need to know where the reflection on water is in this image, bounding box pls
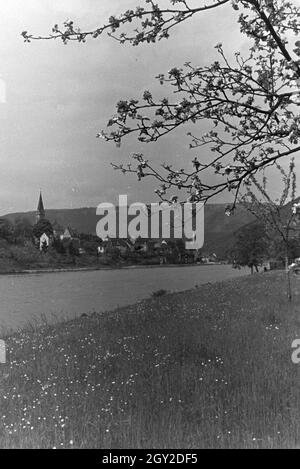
[0,265,248,330]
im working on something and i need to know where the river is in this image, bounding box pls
[0,264,248,331]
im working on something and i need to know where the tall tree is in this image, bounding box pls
[32,219,53,239]
[14,217,33,240]
[0,218,14,242]
[23,0,300,206]
[230,221,268,274]
[240,159,299,300]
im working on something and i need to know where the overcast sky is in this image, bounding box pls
[0,0,298,214]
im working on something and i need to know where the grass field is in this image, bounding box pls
[0,270,300,448]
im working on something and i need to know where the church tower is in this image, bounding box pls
[36,191,45,222]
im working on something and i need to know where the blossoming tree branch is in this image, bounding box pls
[22,0,300,211]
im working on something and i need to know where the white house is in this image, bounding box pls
[39,232,50,250]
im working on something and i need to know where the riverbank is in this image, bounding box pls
[0,271,299,448]
[0,261,226,275]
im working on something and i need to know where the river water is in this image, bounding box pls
[0,264,248,331]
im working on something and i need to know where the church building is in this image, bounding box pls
[33,192,80,253]
[34,192,53,250]
[36,191,45,222]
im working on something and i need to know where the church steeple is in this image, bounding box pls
[36,191,45,222]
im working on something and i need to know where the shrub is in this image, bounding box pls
[151,289,169,298]
[82,240,98,255]
[9,245,41,266]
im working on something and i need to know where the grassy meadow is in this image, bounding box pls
[0,270,300,448]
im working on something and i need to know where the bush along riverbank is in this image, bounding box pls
[0,271,300,448]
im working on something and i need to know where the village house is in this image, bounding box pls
[99,237,133,257]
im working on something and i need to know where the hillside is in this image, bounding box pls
[4,204,254,257]
[201,204,255,256]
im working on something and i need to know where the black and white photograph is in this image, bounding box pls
[0,0,300,453]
